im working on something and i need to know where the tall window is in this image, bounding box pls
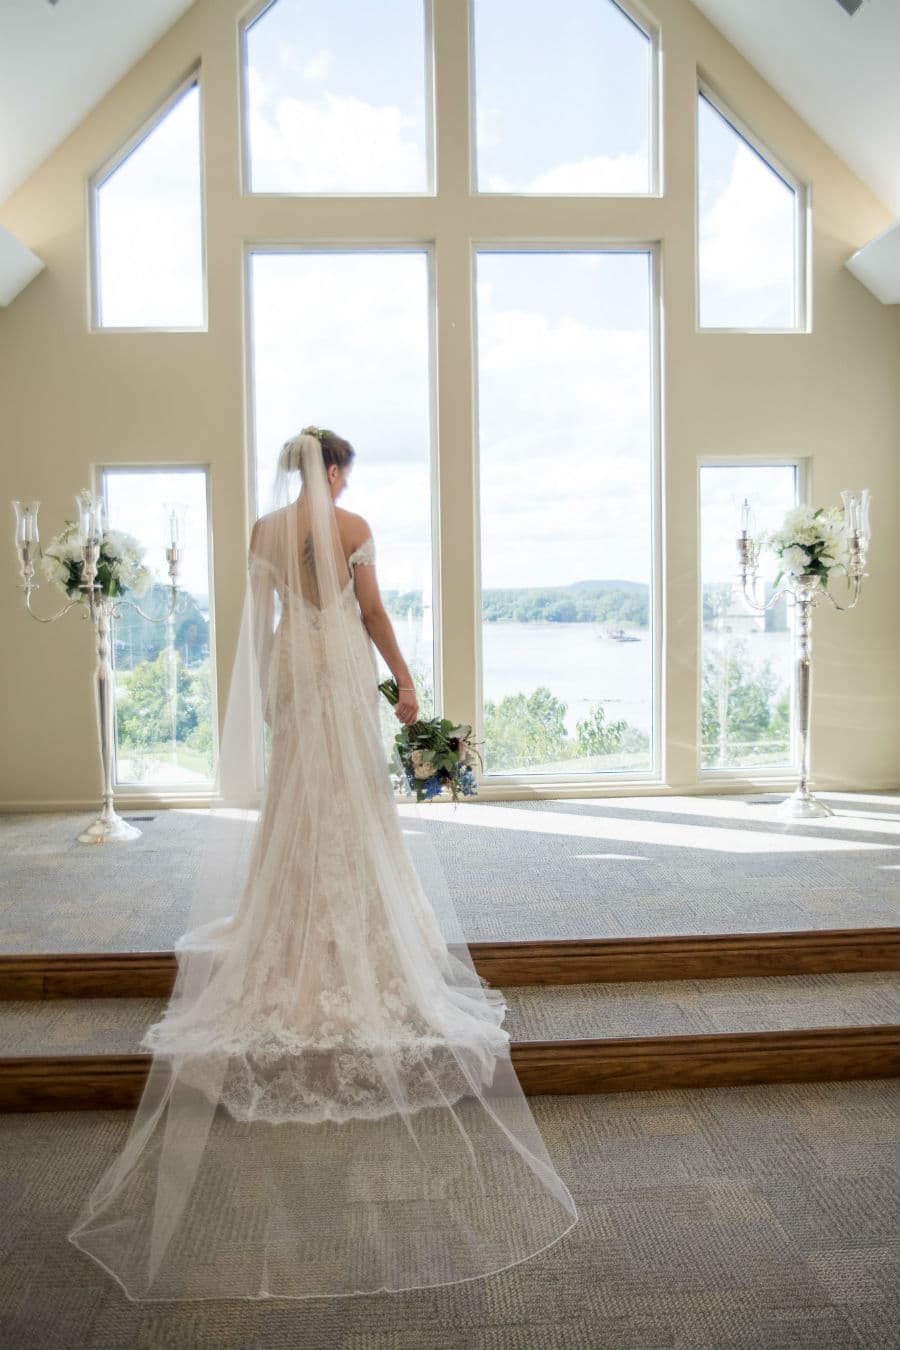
[476,249,657,776]
[247,249,436,752]
[101,467,215,788]
[472,0,654,194]
[699,463,797,772]
[92,80,204,329]
[242,0,431,194]
[697,88,802,330]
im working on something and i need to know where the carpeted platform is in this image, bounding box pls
[1,792,898,952]
[1,1079,897,1349]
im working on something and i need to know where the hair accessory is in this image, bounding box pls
[300,425,334,441]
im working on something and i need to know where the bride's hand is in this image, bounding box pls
[395,687,419,726]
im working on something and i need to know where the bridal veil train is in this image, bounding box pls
[67,430,578,1300]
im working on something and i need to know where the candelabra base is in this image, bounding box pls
[77,808,142,845]
[777,786,834,821]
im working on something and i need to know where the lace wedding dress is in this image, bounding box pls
[67,433,577,1301]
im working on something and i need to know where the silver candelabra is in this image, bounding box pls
[12,494,184,844]
[736,490,870,820]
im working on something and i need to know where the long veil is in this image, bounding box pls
[67,432,578,1301]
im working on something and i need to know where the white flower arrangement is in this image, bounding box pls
[763,505,850,588]
[41,499,151,601]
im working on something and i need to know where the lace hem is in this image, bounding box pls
[141,1022,511,1125]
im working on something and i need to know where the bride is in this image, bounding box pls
[67,427,577,1301]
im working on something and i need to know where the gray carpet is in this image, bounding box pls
[1,792,899,952]
[2,972,899,1056]
[1,1080,897,1349]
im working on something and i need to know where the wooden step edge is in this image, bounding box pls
[1,1026,896,1111]
[1,928,897,998]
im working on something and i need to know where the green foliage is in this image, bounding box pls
[483,688,650,771]
[116,652,213,770]
[575,704,629,757]
[701,641,790,766]
[482,586,648,626]
[483,687,572,770]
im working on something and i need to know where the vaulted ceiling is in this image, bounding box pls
[0,0,196,206]
[0,0,897,215]
[689,0,900,216]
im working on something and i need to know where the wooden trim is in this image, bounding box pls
[473,928,900,985]
[2,1025,897,1111]
[511,1025,900,1094]
[2,928,897,999]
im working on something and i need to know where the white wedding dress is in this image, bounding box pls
[67,434,577,1301]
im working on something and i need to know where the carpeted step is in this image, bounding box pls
[1,972,898,1057]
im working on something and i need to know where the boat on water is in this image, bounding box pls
[596,627,641,643]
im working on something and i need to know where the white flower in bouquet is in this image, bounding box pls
[781,544,811,575]
[764,504,849,587]
[410,748,436,779]
[41,508,152,600]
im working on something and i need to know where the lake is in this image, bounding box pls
[481,622,792,735]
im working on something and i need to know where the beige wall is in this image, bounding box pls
[1,0,897,810]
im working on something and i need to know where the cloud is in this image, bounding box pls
[95,86,203,327]
[475,298,653,587]
[699,140,796,327]
[300,48,334,81]
[248,83,426,192]
[484,147,649,195]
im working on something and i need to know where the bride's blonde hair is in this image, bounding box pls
[278,426,355,478]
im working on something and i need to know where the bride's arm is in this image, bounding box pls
[352,545,419,727]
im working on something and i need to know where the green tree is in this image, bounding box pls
[701,642,790,766]
[575,704,629,757]
[184,659,214,762]
[117,651,197,750]
[483,686,572,770]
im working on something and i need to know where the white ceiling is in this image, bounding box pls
[0,0,897,216]
[0,0,196,205]
[689,0,900,216]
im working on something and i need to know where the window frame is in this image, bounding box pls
[97,461,219,794]
[695,77,810,336]
[468,0,661,199]
[242,241,443,790]
[471,240,663,786]
[694,454,808,782]
[87,67,208,334]
[238,0,437,198]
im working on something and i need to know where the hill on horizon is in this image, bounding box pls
[561,578,648,593]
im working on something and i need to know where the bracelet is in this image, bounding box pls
[399,686,416,692]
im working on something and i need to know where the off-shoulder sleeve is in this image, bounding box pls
[348,536,376,569]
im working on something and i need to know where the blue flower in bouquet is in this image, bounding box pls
[422,775,444,801]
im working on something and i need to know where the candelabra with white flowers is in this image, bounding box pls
[737,490,870,820]
[11,492,185,843]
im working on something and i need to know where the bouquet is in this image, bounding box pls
[764,505,849,589]
[378,678,480,802]
[41,493,151,600]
